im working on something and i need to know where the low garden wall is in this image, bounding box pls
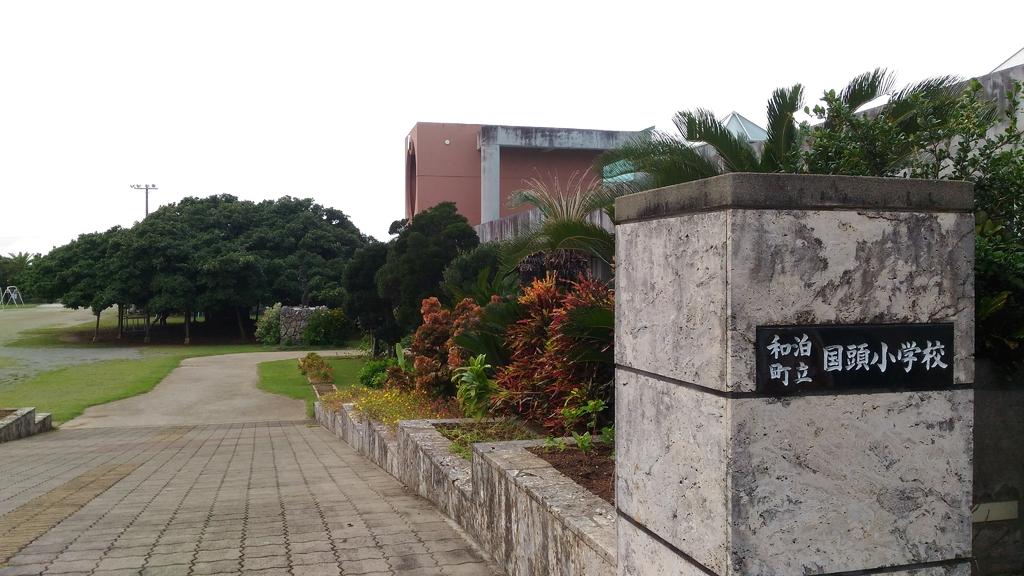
[0,407,51,443]
[314,402,615,576]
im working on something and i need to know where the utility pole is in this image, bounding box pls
[129,183,158,344]
[130,183,158,217]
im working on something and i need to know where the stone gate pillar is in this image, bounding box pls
[614,174,974,576]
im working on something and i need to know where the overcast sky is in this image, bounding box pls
[0,1,1020,255]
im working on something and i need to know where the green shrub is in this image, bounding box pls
[452,354,496,418]
[359,358,395,388]
[255,303,282,345]
[303,308,355,346]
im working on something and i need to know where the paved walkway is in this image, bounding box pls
[0,422,495,575]
[63,352,362,429]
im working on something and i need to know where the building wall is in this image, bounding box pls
[406,123,618,225]
[406,123,482,222]
[497,147,605,219]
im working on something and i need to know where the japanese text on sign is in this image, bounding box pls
[754,324,954,393]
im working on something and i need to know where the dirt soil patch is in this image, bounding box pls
[529,444,615,504]
[311,383,337,398]
[435,421,540,459]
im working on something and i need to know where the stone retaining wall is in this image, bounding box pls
[0,408,48,443]
[279,306,325,345]
[314,402,615,576]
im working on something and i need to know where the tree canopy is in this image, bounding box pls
[30,195,367,338]
[375,202,478,333]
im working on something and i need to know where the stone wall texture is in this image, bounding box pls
[614,174,975,576]
[314,403,615,576]
[278,305,324,345]
[0,408,49,444]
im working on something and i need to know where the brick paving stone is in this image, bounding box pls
[0,422,495,575]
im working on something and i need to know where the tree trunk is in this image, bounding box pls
[93,311,101,343]
[236,308,246,341]
[184,308,191,345]
[117,304,124,339]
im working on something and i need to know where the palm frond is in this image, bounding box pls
[761,84,805,172]
[885,75,962,132]
[674,109,759,172]
[499,219,614,270]
[508,170,603,222]
[840,68,895,111]
[600,131,721,189]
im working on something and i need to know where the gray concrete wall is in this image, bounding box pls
[614,173,975,576]
[314,403,615,576]
[0,408,41,443]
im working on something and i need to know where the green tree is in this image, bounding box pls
[441,242,517,305]
[31,229,119,340]
[376,202,478,333]
[342,242,400,352]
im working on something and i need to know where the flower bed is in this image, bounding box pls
[434,420,539,459]
[528,444,615,504]
[315,401,615,576]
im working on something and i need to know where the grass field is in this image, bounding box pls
[0,344,270,423]
[257,356,365,418]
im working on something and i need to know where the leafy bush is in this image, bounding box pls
[255,303,282,345]
[297,352,333,384]
[403,297,482,396]
[303,308,356,346]
[492,275,614,432]
[452,354,496,418]
[358,358,395,388]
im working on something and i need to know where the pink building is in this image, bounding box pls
[405,122,642,226]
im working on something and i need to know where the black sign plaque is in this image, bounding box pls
[755,323,955,394]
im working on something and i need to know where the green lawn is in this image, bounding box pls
[0,357,18,369]
[0,356,183,423]
[257,356,365,418]
[0,344,269,423]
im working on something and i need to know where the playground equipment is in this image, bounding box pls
[0,286,25,308]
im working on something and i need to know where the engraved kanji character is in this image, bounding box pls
[795,362,812,384]
[823,345,843,372]
[794,334,812,357]
[899,341,921,372]
[767,335,793,359]
[768,363,791,386]
[921,340,949,370]
[871,342,891,373]
[846,343,871,371]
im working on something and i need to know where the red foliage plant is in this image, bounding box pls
[493,274,614,432]
[406,296,482,396]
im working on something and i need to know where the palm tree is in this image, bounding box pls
[500,171,617,278]
[804,68,962,176]
[602,84,806,189]
[603,69,963,187]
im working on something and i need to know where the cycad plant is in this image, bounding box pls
[602,84,806,188]
[602,68,963,188]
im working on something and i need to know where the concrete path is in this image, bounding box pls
[62,351,362,429]
[0,422,495,575]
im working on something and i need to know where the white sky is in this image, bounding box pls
[1,1,1021,254]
